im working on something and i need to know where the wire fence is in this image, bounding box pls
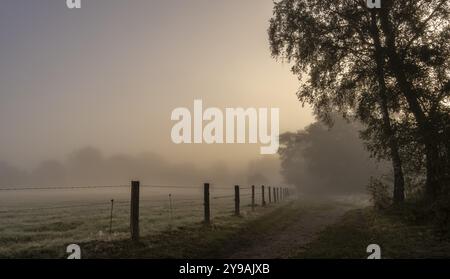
[0,182,293,253]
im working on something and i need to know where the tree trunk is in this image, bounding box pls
[425,141,441,199]
[378,2,441,200]
[370,11,405,204]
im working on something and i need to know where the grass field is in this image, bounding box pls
[0,185,274,258]
[7,199,317,259]
[5,188,446,259]
[5,198,358,259]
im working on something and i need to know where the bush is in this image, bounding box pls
[367,177,392,210]
[432,192,450,234]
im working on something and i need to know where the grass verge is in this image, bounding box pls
[294,206,450,259]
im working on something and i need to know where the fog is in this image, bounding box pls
[0,147,282,188]
[279,116,389,196]
[0,0,313,170]
[0,1,384,197]
[1,115,386,199]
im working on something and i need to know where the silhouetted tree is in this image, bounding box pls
[377,0,449,200]
[278,116,385,195]
[269,0,449,202]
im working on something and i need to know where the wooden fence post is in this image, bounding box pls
[204,183,210,224]
[251,185,255,211]
[268,186,272,203]
[109,199,114,234]
[169,194,173,221]
[273,187,277,203]
[277,187,280,202]
[261,185,266,206]
[234,185,240,216]
[130,181,140,242]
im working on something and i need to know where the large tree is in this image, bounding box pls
[376,0,449,199]
[269,0,449,202]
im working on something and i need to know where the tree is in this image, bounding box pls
[268,0,449,202]
[368,8,405,203]
[268,0,406,202]
[376,0,449,200]
[278,116,385,195]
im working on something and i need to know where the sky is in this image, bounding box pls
[0,0,313,170]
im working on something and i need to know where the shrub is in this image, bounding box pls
[367,177,392,210]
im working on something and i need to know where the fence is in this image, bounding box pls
[0,182,292,245]
[128,181,291,241]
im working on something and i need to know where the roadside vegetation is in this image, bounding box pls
[296,204,450,259]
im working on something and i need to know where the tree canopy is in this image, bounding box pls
[269,0,449,204]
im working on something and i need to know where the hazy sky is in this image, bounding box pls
[0,0,313,169]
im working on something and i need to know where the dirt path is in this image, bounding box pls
[227,200,354,259]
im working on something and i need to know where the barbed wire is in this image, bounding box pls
[0,195,206,214]
[0,185,129,191]
[0,182,282,214]
[212,193,252,200]
[0,201,112,214]
[0,184,261,191]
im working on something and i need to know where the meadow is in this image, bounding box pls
[0,184,261,258]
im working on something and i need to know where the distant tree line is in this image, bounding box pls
[278,116,387,196]
[0,147,280,188]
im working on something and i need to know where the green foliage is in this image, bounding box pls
[367,177,392,210]
[433,192,450,233]
[269,0,450,205]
